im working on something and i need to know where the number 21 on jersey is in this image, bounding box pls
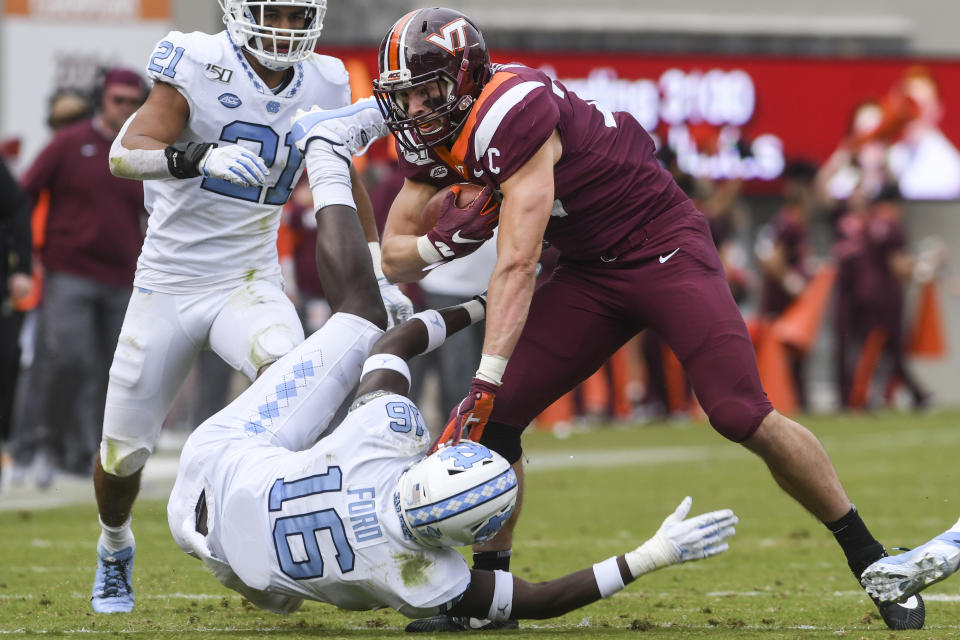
[202,122,303,205]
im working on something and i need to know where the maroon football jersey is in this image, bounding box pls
[396,63,687,260]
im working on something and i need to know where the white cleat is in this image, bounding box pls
[861,535,960,603]
[290,97,389,157]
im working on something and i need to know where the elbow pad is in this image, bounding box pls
[165,141,217,179]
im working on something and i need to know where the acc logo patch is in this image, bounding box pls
[430,166,448,179]
[218,93,242,109]
[266,101,281,114]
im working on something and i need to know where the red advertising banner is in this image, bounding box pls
[323,45,960,198]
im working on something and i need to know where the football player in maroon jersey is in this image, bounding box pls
[372,7,922,631]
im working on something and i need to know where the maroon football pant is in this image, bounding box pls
[489,204,773,442]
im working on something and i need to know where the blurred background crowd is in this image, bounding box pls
[2,0,959,490]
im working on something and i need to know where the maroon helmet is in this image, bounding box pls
[373,8,490,152]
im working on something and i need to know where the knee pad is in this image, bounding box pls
[249,325,300,376]
[707,398,768,442]
[478,421,523,465]
[100,438,151,477]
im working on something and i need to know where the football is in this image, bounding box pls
[421,182,489,230]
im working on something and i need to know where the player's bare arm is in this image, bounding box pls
[118,81,188,150]
[312,203,386,329]
[110,81,268,187]
[381,178,440,282]
[447,497,737,622]
[354,302,479,399]
[482,130,562,360]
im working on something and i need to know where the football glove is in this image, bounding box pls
[424,186,500,262]
[625,497,737,577]
[378,277,414,329]
[429,378,499,453]
[199,144,269,187]
[290,98,389,160]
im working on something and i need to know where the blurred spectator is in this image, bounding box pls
[0,158,32,487]
[817,99,890,214]
[755,161,819,409]
[833,184,939,410]
[10,67,146,485]
[886,67,960,200]
[47,89,93,132]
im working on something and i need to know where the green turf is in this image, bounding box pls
[3,409,960,638]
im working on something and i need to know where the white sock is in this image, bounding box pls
[99,516,135,553]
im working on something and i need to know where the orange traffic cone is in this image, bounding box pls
[908,281,947,358]
[534,391,575,430]
[774,265,837,355]
[754,320,798,415]
[848,327,887,409]
[661,343,689,415]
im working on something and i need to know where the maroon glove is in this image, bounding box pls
[429,378,499,453]
[425,186,499,262]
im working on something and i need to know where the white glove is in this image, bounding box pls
[200,144,268,187]
[290,98,389,158]
[378,277,414,329]
[625,496,737,578]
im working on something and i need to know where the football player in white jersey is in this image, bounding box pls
[166,275,739,627]
[93,0,411,613]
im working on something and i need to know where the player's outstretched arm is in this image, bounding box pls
[109,81,267,187]
[447,497,737,622]
[353,297,486,399]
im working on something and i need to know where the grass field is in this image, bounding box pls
[3,409,960,638]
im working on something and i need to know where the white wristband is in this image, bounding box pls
[476,353,508,386]
[461,299,485,324]
[592,556,625,598]
[360,354,411,385]
[411,310,446,354]
[368,242,386,279]
[416,234,444,264]
[487,570,514,622]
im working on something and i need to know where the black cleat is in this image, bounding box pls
[868,591,925,630]
[405,615,518,633]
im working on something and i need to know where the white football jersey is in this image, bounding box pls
[137,31,352,292]
[171,388,470,616]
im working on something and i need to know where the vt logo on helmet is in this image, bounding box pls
[220,0,326,71]
[373,8,491,152]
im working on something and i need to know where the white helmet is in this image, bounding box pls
[396,441,518,548]
[220,0,326,71]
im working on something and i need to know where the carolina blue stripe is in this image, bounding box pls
[406,468,517,526]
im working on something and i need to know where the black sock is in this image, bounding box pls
[472,550,511,572]
[825,506,885,579]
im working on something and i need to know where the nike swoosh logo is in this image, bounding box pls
[473,168,484,177]
[659,248,680,264]
[452,230,483,244]
[899,595,920,609]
